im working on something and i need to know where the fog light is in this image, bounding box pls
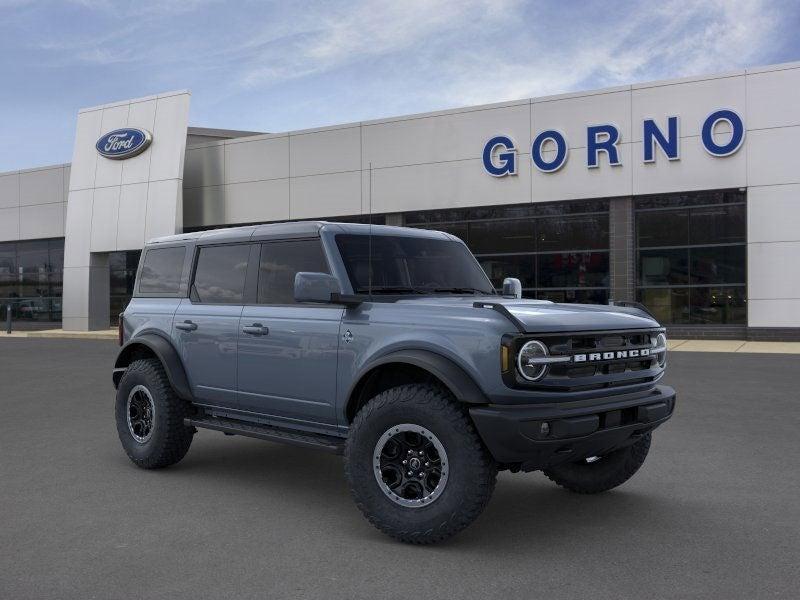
[540,422,550,436]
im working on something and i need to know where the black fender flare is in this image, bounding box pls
[347,349,488,410]
[113,333,192,400]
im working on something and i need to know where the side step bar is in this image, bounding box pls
[185,416,345,455]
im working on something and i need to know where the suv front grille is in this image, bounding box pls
[509,329,665,393]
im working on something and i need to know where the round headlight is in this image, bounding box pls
[517,340,549,381]
[653,332,667,367]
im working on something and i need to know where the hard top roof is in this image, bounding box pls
[146,221,453,246]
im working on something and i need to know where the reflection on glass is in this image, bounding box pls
[538,252,609,288]
[690,246,746,285]
[538,215,608,251]
[639,249,689,286]
[0,238,65,323]
[403,201,612,304]
[689,205,745,245]
[637,210,688,247]
[639,288,690,324]
[478,256,535,288]
[536,289,609,304]
[690,287,746,324]
[193,245,250,304]
[469,220,535,254]
[635,191,747,325]
[109,250,142,324]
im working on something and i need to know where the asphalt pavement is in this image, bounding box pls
[0,338,798,599]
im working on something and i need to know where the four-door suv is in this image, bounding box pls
[114,221,675,544]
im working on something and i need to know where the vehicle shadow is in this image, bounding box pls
[153,433,678,551]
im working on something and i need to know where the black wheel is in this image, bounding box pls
[543,433,652,494]
[345,384,497,544]
[115,358,194,469]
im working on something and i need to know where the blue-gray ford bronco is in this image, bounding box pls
[113,221,675,544]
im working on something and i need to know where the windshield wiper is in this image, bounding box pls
[354,286,427,295]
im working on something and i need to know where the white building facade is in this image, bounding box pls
[1,62,798,338]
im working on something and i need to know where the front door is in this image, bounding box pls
[173,243,253,408]
[236,239,342,427]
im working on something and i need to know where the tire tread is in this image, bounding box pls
[345,383,497,544]
[543,433,651,494]
[116,358,193,469]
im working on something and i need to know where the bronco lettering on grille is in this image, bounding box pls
[573,348,651,363]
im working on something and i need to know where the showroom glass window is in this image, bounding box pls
[0,238,64,324]
[404,201,610,303]
[109,250,142,324]
[635,189,746,325]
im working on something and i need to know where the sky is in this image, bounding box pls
[0,0,798,171]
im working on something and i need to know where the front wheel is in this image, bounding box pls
[543,433,652,494]
[345,384,497,544]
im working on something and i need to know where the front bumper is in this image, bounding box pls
[469,385,676,472]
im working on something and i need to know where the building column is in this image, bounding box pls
[609,197,634,303]
[384,213,403,226]
[61,91,190,330]
[62,252,110,331]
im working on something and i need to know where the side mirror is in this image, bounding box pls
[502,277,522,299]
[294,272,342,303]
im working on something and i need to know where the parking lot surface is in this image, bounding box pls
[1,338,798,599]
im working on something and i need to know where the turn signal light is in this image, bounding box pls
[501,346,510,372]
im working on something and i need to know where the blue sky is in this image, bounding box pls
[0,0,798,171]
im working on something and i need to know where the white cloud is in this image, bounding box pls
[236,0,514,88]
[19,0,785,102]
[433,0,783,106]
[217,0,785,114]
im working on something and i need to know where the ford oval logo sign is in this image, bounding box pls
[96,128,152,160]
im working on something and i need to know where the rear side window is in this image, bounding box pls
[138,246,185,295]
[258,240,329,304]
[192,244,251,304]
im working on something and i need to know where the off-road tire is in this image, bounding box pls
[345,383,497,544]
[115,358,194,469]
[543,433,652,494]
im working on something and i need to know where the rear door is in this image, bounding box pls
[173,243,254,408]
[236,238,343,427]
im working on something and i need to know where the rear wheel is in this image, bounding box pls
[345,384,497,544]
[543,433,652,494]
[115,358,194,469]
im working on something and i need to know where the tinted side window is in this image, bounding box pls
[138,246,185,294]
[258,240,329,304]
[192,244,250,304]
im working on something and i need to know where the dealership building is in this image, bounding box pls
[1,60,798,339]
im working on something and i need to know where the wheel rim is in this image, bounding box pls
[127,385,155,444]
[373,424,449,508]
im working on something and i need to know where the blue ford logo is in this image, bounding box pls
[96,128,152,160]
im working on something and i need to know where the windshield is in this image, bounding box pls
[335,234,496,295]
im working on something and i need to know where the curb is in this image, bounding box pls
[0,329,117,341]
[668,339,800,354]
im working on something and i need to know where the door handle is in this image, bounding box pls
[242,323,268,336]
[175,320,198,332]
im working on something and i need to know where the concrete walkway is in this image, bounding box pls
[667,339,800,353]
[0,329,798,353]
[0,328,117,341]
